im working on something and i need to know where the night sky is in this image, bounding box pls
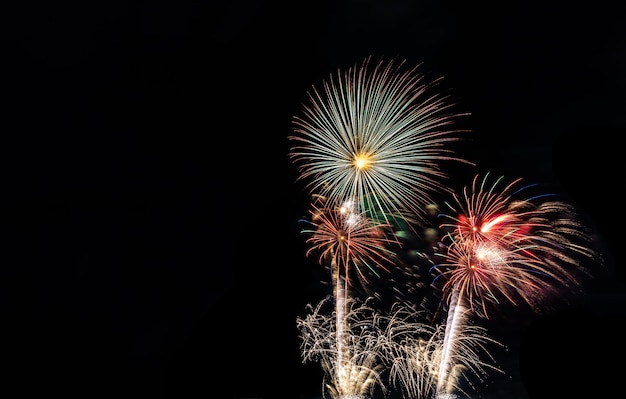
[2,1,625,398]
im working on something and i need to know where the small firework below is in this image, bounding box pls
[297,297,502,399]
[297,296,391,399]
[299,194,400,292]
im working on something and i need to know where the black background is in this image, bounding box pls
[2,1,625,398]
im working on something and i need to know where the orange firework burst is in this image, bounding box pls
[301,195,399,290]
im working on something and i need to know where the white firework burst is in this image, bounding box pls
[289,56,473,226]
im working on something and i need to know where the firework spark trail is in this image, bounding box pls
[297,296,390,399]
[435,289,469,398]
[289,56,473,229]
[381,302,502,399]
[297,293,503,399]
[298,296,501,399]
[431,172,603,396]
[299,195,400,398]
[383,304,447,399]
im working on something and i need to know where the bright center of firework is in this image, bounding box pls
[353,152,372,171]
[474,243,506,268]
[475,249,487,260]
[339,200,362,226]
[340,201,355,214]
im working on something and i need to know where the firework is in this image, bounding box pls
[297,296,502,399]
[298,194,403,398]
[297,296,391,399]
[289,56,473,228]
[430,172,603,396]
[301,194,400,293]
[433,172,602,318]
